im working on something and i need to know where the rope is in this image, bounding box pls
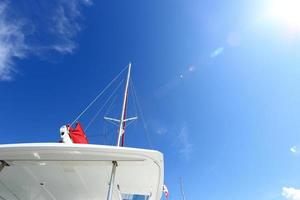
[70,64,129,126]
[84,79,124,131]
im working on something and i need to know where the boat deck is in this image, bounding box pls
[0,143,164,200]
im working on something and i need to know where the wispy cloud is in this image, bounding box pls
[0,0,91,80]
[50,0,91,54]
[156,127,168,135]
[175,123,194,161]
[282,187,300,200]
[0,2,27,80]
[147,119,168,135]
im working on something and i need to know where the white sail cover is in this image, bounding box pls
[0,143,164,200]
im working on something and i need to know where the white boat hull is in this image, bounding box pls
[0,143,164,200]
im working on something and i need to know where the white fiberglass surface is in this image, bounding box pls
[0,144,164,200]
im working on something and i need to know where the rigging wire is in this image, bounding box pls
[124,79,139,129]
[70,64,129,126]
[131,79,154,149]
[104,92,119,115]
[103,102,120,127]
[104,119,119,127]
[86,83,120,144]
[103,89,120,123]
[129,78,139,120]
[103,88,121,143]
[124,117,136,128]
[84,79,125,132]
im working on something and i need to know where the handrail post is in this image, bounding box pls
[107,161,118,200]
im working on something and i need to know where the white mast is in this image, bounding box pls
[117,62,131,147]
[104,63,137,146]
[107,63,133,200]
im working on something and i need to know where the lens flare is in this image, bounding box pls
[267,0,300,31]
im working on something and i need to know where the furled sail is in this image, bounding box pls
[68,122,89,144]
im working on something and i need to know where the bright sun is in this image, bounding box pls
[267,0,300,30]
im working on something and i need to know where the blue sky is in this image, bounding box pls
[1,0,300,199]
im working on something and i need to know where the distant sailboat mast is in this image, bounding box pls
[180,177,186,200]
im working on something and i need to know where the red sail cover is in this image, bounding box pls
[68,122,89,144]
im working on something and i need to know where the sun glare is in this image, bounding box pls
[267,0,300,30]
